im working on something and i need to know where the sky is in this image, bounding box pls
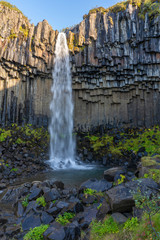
[8,0,120,31]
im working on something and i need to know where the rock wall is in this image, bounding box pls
[0,3,160,130]
[0,4,57,126]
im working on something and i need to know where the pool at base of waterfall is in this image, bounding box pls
[16,164,107,187]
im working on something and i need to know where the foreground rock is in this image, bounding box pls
[80,178,112,192]
[104,167,126,182]
[0,176,159,239]
[106,178,159,212]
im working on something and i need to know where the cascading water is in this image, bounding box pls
[49,32,78,169]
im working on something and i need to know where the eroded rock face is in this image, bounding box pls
[0,3,160,129]
[0,4,58,127]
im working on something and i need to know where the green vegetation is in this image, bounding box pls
[123,217,139,231]
[19,25,29,38]
[132,186,160,239]
[90,216,119,239]
[141,156,159,167]
[83,0,160,21]
[0,129,11,142]
[36,196,46,207]
[22,195,30,208]
[86,126,160,158]
[117,174,126,185]
[0,1,28,21]
[97,203,102,210]
[138,0,160,20]
[90,189,160,240]
[0,124,49,155]
[84,188,97,196]
[23,224,49,240]
[89,7,106,15]
[9,29,17,39]
[11,168,18,172]
[56,212,75,225]
[144,169,160,183]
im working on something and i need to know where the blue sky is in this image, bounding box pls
[8,0,120,30]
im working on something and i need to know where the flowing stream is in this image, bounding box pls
[49,33,83,169]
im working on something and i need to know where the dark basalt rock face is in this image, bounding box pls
[0,3,160,130]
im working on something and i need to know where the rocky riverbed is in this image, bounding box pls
[0,166,159,240]
[0,125,159,239]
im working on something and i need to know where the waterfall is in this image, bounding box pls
[49,32,77,169]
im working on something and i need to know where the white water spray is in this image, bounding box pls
[49,33,80,169]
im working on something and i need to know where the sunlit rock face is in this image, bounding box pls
[0,3,160,129]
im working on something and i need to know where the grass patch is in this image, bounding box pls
[84,188,97,196]
[36,196,46,207]
[23,224,49,240]
[56,212,75,225]
[144,169,160,183]
[22,195,29,208]
[90,213,160,240]
[90,216,119,239]
[141,157,158,167]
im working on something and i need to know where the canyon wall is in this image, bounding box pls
[0,3,160,130]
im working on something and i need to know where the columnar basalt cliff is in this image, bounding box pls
[0,2,160,130]
[0,3,57,126]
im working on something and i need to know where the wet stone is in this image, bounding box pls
[17,202,24,217]
[22,213,41,231]
[56,201,69,209]
[24,201,38,215]
[80,178,112,192]
[73,202,84,213]
[41,211,54,224]
[47,207,61,216]
[28,187,42,201]
[64,221,81,240]
[44,188,59,202]
[81,195,96,205]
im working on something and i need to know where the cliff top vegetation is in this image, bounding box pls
[83,0,160,20]
[0,1,28,21]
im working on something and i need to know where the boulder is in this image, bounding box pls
[64,221,81,240]
[41,211,54,224]
[44,188,60,202]
[44,222,65,240]
[106,178,159,212]
[81,195,96,205]
[82,206,98,225]
[80,178,112,192]
[106,184,134,212]
[96,200,111,221]
[47,207,61,216]
[56,201,69,209]
[22,213,41,231]
[28,187,42,201]
[104,167,126,182]
[111,212,128,224]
